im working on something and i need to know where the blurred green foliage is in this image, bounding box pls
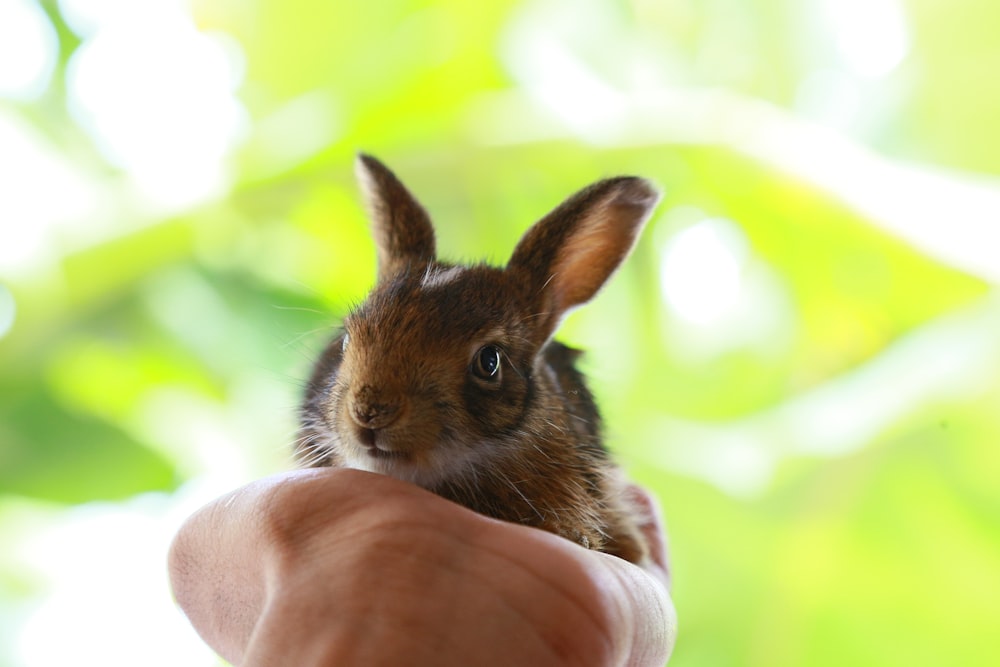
[2,0,999,665]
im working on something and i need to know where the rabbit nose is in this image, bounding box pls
[350,386,402,429]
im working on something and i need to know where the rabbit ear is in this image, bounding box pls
[356,154,437,281]
[507,176,659,342]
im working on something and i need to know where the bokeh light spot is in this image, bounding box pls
[821,0,910,78]
[0,283,15,339]
[0,0,58,100]
[659,217,749,326]
[65,0,248,208]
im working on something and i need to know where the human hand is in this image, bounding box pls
[168,468,676,666]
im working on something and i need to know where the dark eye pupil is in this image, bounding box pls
[476,346,500,379]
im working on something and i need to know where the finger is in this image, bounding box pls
[622,484,671,589]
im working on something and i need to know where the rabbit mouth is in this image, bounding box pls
[357,427,411,460]
[365,445,409,460]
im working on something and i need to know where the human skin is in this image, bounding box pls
[168,467,676,666]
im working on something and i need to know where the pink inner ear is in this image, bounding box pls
[504,175,659,344]
[547,199,647,316]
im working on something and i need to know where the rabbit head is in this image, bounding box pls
[300,154,659,491]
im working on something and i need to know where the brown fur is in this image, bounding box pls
[297,155,660,564]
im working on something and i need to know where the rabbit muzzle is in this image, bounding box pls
[344,385,412,459]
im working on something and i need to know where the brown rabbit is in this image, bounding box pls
[297,154,660,564]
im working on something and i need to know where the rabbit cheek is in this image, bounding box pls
[461,370,529,435]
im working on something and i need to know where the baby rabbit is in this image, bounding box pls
[298,155,660,564]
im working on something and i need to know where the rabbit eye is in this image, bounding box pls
[473,345,502,381]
